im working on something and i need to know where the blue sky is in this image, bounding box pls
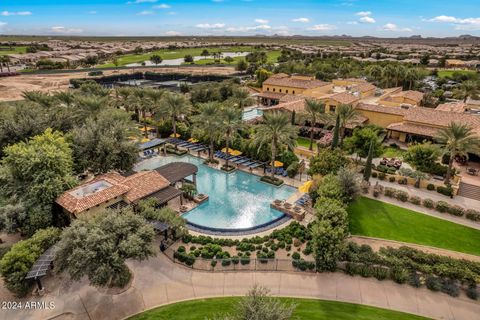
[0,0,479,37]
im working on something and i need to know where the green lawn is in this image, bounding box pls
[297,136,317,151]
[437,70,478,79]
[348,197,480,256]
[129,297,429,320]
[0,46,27,55]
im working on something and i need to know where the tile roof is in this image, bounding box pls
[56,170,170,214]
[355,103,409,116]
[263,74,330,90]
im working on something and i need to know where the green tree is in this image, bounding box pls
[0,227,61,296]
[436,122,480,184]
[55,208,155,288]
[308,148,349,176]
[0,129,76,234]
[312,197,348,272]
[219,106,243,168]
[150,54,163,66]
[155,92,191,138]
[192,102,223,162]
[300,99,326,151]
[253,112,297,178]
[70,109,138,174]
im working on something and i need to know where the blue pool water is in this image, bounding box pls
[134,155,295,230]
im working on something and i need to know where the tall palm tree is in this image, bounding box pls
[436,122,480,184]
[192,102,222,161]
[219,106,243,168]
[253,111,297,178]
[300,99,326,151]
[155,92,191,138]
[336,104,359,146]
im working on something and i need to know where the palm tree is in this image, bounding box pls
[436,122,480,184]
[336,104,359,146]
[300,99,326,151]
[192,102,222,162]
[219,106,243,168]
[456,80,479,103]
[253,111,297,178]
[155,92,191,139]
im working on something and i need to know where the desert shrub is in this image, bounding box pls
[427,184,435,191]
[395,190,409,202]
[426,275,442,291]
[409,195,421,205]
[423,198,435,209]
[447,205,464,217]
[435,201,450,213]
[465,209,480,222]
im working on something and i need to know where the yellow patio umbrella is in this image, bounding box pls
[271,160,284,167]
[231,150,243,156]
[169,133,181,138]
[298,180,313,193]
[188,138,199,143]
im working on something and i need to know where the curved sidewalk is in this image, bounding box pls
[3,254,480,320]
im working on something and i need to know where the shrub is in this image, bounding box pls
[441,279,460,297]
[427,184,435,191]
[409,196,421,205]
[426,275,442,291]
[423,198,435,209]
[292,252,301,260]
[435,201,450,213]
[371,172,378,178]
[447,205,464,217]
[465,209,480,222]
[378,172,386,180]
[384,187,396,198]
[389,267,409,284]
[389,176,396,183]
[395,190,409,202]
[436,185,453,197]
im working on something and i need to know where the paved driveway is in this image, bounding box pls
[2,254,479,320]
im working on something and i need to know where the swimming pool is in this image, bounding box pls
[134,155,295,231]
[242,107,263,121]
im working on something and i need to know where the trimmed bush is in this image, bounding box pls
[409,195,421,205]
[447,205,464,217]
[435,201,450,213]
[423,198,435,209]
[465,209,480,222]
[427,184,435,191]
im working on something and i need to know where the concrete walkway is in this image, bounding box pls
[3,254,479,320]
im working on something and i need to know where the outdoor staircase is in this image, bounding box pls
[458,182,480,201]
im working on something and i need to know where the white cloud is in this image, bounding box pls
[428,15,480,30]
[127,0,157,4]
[307,24,337,31]
[165,30,181,36]
[196,23,225,29]
[356,11,372,17]
[154,4,171,9]
[292,18,309,23]
[255,19,269,24]
[1,11,32,16]
[382,23,412,32]
[359,16,375,23]
[50,26,83,34]
[137,10,155,15]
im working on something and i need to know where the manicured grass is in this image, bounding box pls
[129,297,429,320]
[437,70,478,79]
[297,136,317,151]
[381,146,406,158]
[0,46,27,55]
[348,197,480,256]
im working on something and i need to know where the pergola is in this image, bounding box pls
[25,245,56,291]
